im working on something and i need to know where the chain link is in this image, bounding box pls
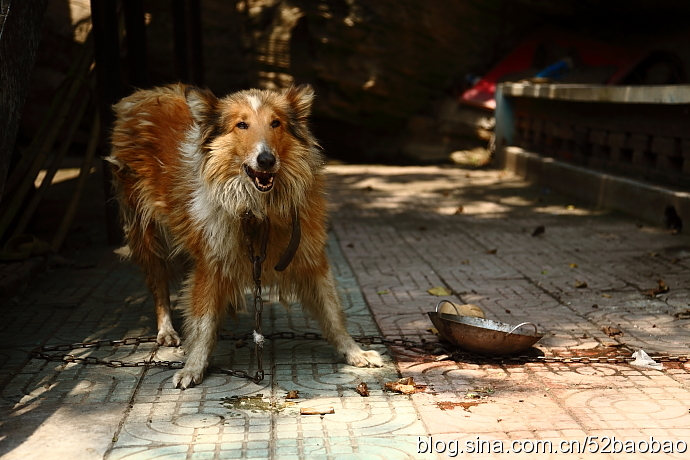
[25,211,690,379]
[29,331,690,376]
[240,210,271,383]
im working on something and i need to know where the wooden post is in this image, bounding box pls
[172,0,205,86]
[123,0,150,88]
[90,0,124,246]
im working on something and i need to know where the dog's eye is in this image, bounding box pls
[236,121,249,130]
[270,119,281,128]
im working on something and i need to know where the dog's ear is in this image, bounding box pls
[185,86,219,126]
[284,84,314,120]
[185,86,222,145]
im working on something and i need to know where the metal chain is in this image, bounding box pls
[241,211,270,383]
[26,211,690,379]
[29,331,689,378]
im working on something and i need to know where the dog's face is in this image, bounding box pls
[185,85,315,194]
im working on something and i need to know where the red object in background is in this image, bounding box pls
[460,29,649,110]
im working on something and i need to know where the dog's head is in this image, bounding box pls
[185,85,317,194]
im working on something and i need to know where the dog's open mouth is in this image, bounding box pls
[244,165,275,192]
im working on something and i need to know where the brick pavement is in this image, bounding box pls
[1,164,689,459]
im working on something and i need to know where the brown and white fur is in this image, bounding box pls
[108,83,382,389]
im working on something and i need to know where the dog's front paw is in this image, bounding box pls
[346,349,383,368]
[172,367,205,389]
[157,328,181,347]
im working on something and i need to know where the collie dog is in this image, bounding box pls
[108,84,382,388]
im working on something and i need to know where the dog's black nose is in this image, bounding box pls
[257,151,276,170]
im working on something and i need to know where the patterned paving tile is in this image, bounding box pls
[4,165,690,459]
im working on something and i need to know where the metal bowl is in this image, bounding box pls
[428,301,544,355]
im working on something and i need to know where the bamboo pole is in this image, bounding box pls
[51,112,100,254]
[11,91,91,238]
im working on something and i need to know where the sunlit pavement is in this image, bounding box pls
[1,164,690,459]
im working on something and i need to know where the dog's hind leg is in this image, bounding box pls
[289,265,383,368]
[128,221,181,347]
[173,263,228,389]
[147,261,180,347]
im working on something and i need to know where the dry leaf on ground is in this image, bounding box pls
[427,286,451,296]
[355,382,370,397]
[437,401,483,412]
[643,279,669,297]
[602,326,623,337]
[384,377,425,395]
[300,407,334,415]
[286,390,299,399]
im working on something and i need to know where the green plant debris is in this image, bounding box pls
[221,394,296,414]
[466,387,494,399]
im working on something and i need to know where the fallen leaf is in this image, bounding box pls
[286,390,300,399]
[235,339,245,348]
[531,225,545,237]
[569,263,578,268]
[592,304,599,309]
[398,377,414,385]
[377,290,390,295]
[427,286,451,296]
[355,382,370,397]
[602,294,612,298]
[643,279,669,297]
[300,407,334,415]
[427,327,439,336]
[454,206,464,214]
[384,377,423,395]
[437,401,482,412]
[461,259,470,264]
[602,326,623,337]
[505,309,511,314]
[385,382,415,395]
[575,280,588,288]
[486,248,498,255]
